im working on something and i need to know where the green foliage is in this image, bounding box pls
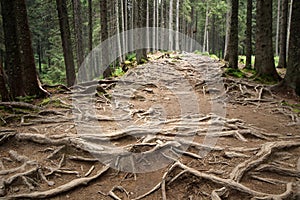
[15,95,37,103]
[112,67,125,77]
[252,74,278,85]
[126,53,137,62]
[225,68,246,78]
[281,101,300,114]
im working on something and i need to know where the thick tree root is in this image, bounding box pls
[0,166,109,200]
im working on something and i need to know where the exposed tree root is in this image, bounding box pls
[0,166,109,200]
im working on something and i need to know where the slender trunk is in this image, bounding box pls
[136,0,147,63]
[160,0,164,47]
[278,0,288,68]
[153,0,156,51]
[169,0,173,51]
[0,63,9,101]
[72,0,85,69]
[275,0,281,56]
[124,0,128,53]
[175,0,180,50]
[245,0,253,69]
[115,0,123,63]
[211,15,216,54]
[203,2,209,52]
[286,0,293,56]
[224,0,231,60]
[56,0,76,87]
[227,0,239,69]
[120,0,126,60]
[146,0,150,50]
[88,0,93,51]
[282,0,300,95]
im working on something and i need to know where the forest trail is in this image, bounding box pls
[0,53,299,200]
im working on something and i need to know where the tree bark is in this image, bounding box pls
[0,63,9,101]
[224,0,231,60]
[281,0,300,95]
[136,0,147,64]
[88,0,93,52]
[254,0,281,81]
[175,0,180,51]
[1,0,25,98]
[278,0,288,68]
[227,0,239,69]
[245,0,253,69]
[275,0,281,56]
[72,0,85,70]
[203,2,209,53]
[168,0,173,51]
[56,0,76,87]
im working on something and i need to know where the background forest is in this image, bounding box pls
[0,0,299,100]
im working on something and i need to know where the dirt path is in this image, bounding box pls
[0,53,299,200]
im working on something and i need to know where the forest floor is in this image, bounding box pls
[0,52,299,200]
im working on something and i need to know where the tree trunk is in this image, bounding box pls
[72,0,85,70]
[286,0,293,56]
[278,0,288,68]
[115,0,123,63]
[1,0,25,98]
[136,0,147,64]
[175,0,180,50]
[88,0,93,52]
[203,2,209,52]
[227,0,239,69]
[56,0,76,87]
[254,0,281,81]
[168,0,173,50]
[0,63,9,101]
[153,0,156,51]
[281,0,300,95]
[245,0,253,69]
[100,0,111,77]
[224,0,231,60]
[275,0,281,56]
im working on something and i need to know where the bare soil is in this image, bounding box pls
[0,53,299,200]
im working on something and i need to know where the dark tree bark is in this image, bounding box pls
[224,0,231,60]
[72,0,85,70]
[254,0,281,81]
[88,0,93,52]
[136,0,147,64]
[56,0,76,87]
[279,0,300,95]
[15,0,46,97]
[0,63,9,101]
[245,0,252,69]
[277,0,288,68]
[227,0,239,69]
[100,0,111,78]
[1,0,25,98]
[1,0,46,99]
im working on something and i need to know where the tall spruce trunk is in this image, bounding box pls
[275,0,281,56]
[72,0,85,69]
[88,0,93,51]
[168,0,173,50]
[245,0,252,69]
[56,0,76,87]
[281,0,300,95]
[227,0,239,69]
[278,0,288,68]
[1,0,25,98]
[136,0,147,64]
[254,0,281,81]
